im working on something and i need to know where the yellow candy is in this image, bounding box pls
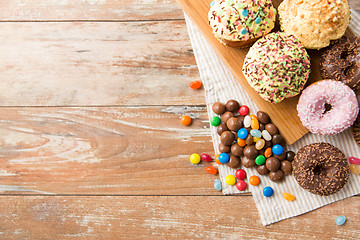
[225,175,236,185]
[190,153,201,164]
[251,117,259,130]
[253,137,261,142]
[350,164,360,175]
[282,192,295,201]
[255,139,265,150]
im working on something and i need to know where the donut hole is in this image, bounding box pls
[313,165,325,175]
[324,103,332,113]
[341,51,348,59]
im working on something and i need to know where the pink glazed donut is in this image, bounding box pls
[297,80,359,135]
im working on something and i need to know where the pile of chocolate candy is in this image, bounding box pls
[211,99,295,182]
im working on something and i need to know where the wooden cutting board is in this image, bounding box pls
[176,0,325,145]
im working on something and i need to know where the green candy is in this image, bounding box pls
[255,155,266,165]
[210,116,221,126]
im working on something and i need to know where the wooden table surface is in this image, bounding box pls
[0,0,359,239]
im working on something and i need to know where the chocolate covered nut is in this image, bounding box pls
[212,102,226,115]
[265,157,280,172]
[226,155,241,168]
[281,160,292,175]
[256,165,269,175]
[227,117,242,131]
[269,170,284,182]
[217,124,229,136]
[237,115,245,124]
[242,156,256,168]
[272,134,284,145]
[243,145,258,159]
[231,143,243,157]
[264,140,272,150]
[245,134,253,146]
[257,111,270,124]
[274,151,286,161]
[259,123,265,131]
[222,111,234,124]
[286,151,295,162]
[226,100,240,112]
[258,148,265,156]
[265,123,279,136]
[219,143,231,153]
[220,131,235,145]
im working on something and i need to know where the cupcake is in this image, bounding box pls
[242,32,311,103]
[208,0,277,48]
[278,0,350,49]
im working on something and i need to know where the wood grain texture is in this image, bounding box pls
[0,21,202,106]
[0,195,358,239]
[0,0,183,21]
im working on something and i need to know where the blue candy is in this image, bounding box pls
[219,153,230,164]
[272,144,284,156]
[250,129,262,138]
[263,186,274,197]
[214,179,222,191]
[210,1,215,6]
[242,9,248,17]
[237,128,248,139]
[336,215,346,226]
[241,28,247,35]
[255,16,261,24]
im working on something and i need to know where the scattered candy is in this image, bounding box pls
[214,154,221,164]
[210,116,221,126]
[350,164,360,175]
[218,153,230,164]
[264,147,272,158]
[336,215,346,226]
[239,105,249,116]
[200,153,212,162]
[349,157,360,165]
[253,137,261,142]
[190,153,201,164]
[214,179,222,191]
[237,128,248,139]
[244,115,251,128]
[237,138,246,147]
[255,139,265,150]
[282,192,295,201]
[206,166,217,175]
[236,180,247,191]
[255,155,266,165]
[235,169,247,180]
[225,175,236,185]
[250,129,262,138]
[189,80,201,89]
[272,144,284,156]
[263,186,274,197]
[181,115,192,126]
[249,175,260,186]
[262,130,272,141]
[251,117,259,130]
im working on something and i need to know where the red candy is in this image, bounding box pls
[349,157,360,165]
[205,166,217,175]
[235,169,247,180]
[189,81,202,89]
[236,180,247,191]
[239,105,249,116]
[201,153,212,162]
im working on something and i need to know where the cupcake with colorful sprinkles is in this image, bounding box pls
[242,32,311,103]
[208,0,277,48]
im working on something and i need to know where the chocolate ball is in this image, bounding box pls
[269,170,284,182]
[274,151,286,161]
[222,111,234,124]
[237,115,245,124]
[212,102,226,115]
[264,140,272,150]
[272,134,284,145]
[281,160,292,175]
[242,156,256,168]
[217,123,229,136]
[231,143,243,157]
[245,134,253,146]
[243,145,258,159]
[256,165,269,175]
[226,99,240,112]
[286,151,295,162]
[226,155,241,168]
[265,157,280,172]
[227,117,242,132]
[256,111,270,124]
[220,131,235,145]
[259,123,265,131]
[219,143,231,153]
[265,123,279,136]
[258,148,265,156]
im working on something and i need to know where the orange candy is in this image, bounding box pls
[189,81,202,89]
[264,147,272,158]
[249,175,260,186]
[237,138,246,147]
[214,154,222,164]
[180,115,192,126]
[250,117,259,130]
[205,166,217,175]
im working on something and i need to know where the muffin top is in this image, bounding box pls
[208,0,276,43]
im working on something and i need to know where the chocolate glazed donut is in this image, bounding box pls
[320,36,360,92]
[293,143,350,196]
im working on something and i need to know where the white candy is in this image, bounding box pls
[244,115,251,128]
[262,130,272,141]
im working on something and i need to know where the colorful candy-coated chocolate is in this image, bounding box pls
[349,157,360,164]
[181,115,192,126]
[251,118,259,130]
[200,153,212,162]
[350,164,360,175]
[225,175,236,185]
[189,80,201,89]
[263,186,274,197]
[264,147,272,158]
[336,215,346,226]
[219,153,230,164]
[250,129,262,138]
[255,155,266,165]
[206,166,217,175]
[244,116,251,128]
[239,105,249,116]
[255,139,265,150]
[237,138,246,147]
[282,192,295,201]
[190,153,201,164]
[237,128,248,139]
[214,154,221,164]
[235,169,247,180]
[272,144,284,156]
[214,179,222,191]
[253,137,261,142]
[236,180,247,191]
[262,130,272,141]
[249,175,260,186]
[210,116,221,126]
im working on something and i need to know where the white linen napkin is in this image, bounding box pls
[184,9,360,225]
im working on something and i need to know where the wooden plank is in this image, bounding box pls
[0,195,358,239]
[0,0,183,21]
[0,106,223,195]
[0,21,202,106]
